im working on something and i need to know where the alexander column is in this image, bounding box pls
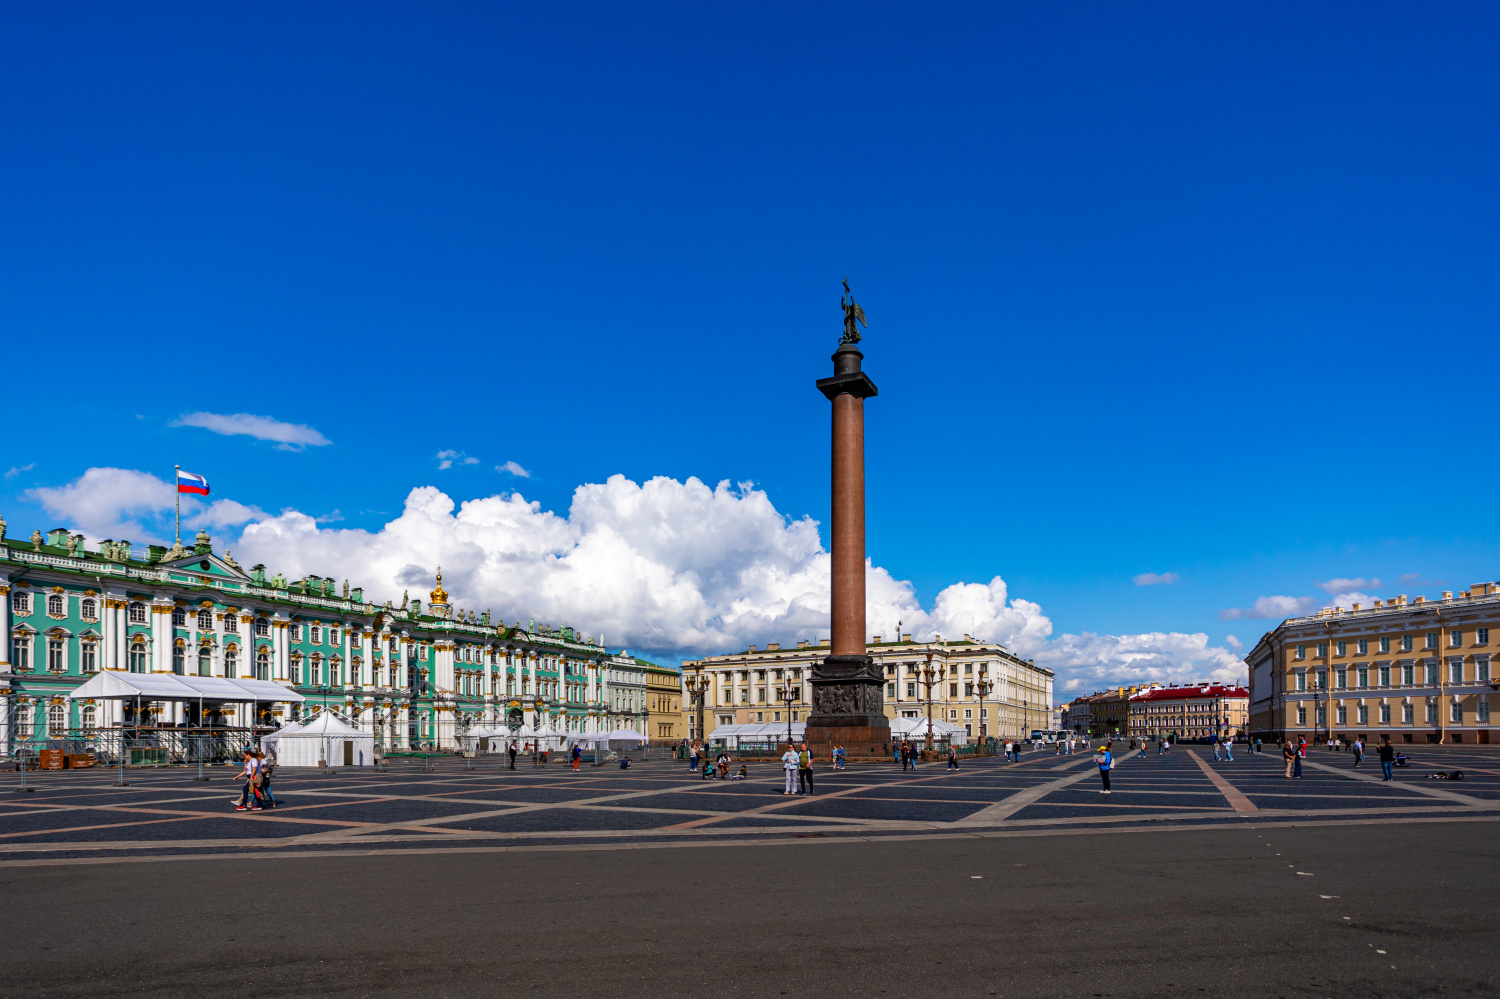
[805,279,891,761]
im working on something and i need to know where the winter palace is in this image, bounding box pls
[0,517,674,753]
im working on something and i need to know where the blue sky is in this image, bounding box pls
[2,4,1497,691]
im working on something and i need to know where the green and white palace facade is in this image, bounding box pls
[0,518,663,752]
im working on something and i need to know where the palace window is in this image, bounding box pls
[1480,660,1491,683]
[81,598,97,621]
[1379,704,1391,724]
[1335,668,1347,690]
[1478,628,1490,646]
[1402,702,1413,724]
[949,683,958,697]
[1402,664,1414,686]
[255,618,269,636]
[1296,706,1306,725]
[1379,637,1391,654]
[1479,701,1491,724]
[257,648,270,681]
[198,648,211,677]
[1357,638,1368,655]
[48,594,65,617]
[1335,640,1346,657]
[129,640,147,673]
[389,637,399,653]
[224,614,238,632]
[1317,642,1328,658]
[1401,635,1414,653]
[1336,705,1347,725]
[310,626,321,645]
[225,648,238,677]
[198,610,214,631]
[47,638,65,673]
[906,682,916,698]
[128,601,147,624]
[1357,704,1368,724]
[172,607,187,627]
[1294,672,1306,691]
[13,706,30,740]
[1451,702,1464,724]
[1427,662,1439,685]
[82,706,96,732]
[1294,645,1305,660]
[1450,661,1464,684]
[1378,666,1390,687]
[48,704,65,737]
[81,641,97,673]
[329,628,340,645]
[1426,632,1439,650]
[12,591,31,615]
[1450,630,1462,648]
[172,643,185,674]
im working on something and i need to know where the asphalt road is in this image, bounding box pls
[1,817,1495,999]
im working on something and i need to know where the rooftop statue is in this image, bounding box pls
[840,276,867,345]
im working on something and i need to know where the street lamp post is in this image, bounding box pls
[689,672,710,750]
[974,677,993,750]
[918,652,944,752]
[778,677,797,748]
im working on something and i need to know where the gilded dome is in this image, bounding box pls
[429,566,449,606]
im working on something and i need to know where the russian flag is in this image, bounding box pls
[177,470,210,496]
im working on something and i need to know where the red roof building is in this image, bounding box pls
[1127,683,1250,740]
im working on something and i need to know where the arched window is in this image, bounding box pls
[329,657,341,687]
[128,601,146,624]
[256,647,270,681]
[80,598,97,621]
[172,641,185,674]
[82,706,97,732]
[11,591,31,615]
[198,610,214,631]
[329,628,339,645]
[48,703,66,737]
[47,637,65,673]
[172,607,187,628]
[254,617,269,637]
[198,646,211,677]
[14,705,30,740]
[223,614,238,632]
[47,594,65,616]
[129,639,147,673]
[224,647,238,677]
[80,640,97,673]
[311,654,323,686]
[290,653,303,685]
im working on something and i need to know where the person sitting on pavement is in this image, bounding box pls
[732,764,748,780]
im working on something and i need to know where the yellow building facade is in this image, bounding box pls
[1245,584,1499,744]
[641,659,686,743]
[682,635,1053,744]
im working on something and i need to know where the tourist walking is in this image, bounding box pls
[571,743,582,771]
[233,749,259,811]
[1282,738,1297,778]
[798,744,815,794]
[947,744,959,770]
[1222,735,1234,762]
[1378,736,1396,781]
[1352,737,1364,768]
[1095,744,1113,794]
[781,743,800,794]
[1212,734,1222,761]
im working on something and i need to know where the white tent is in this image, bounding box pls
[705,722,804,748]
[891,717,968,745]
[276,711,375,766]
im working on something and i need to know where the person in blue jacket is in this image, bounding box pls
[1095,745,1113,794]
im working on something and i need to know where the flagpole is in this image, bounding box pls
[174,465,181,546]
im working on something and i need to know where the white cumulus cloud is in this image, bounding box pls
[1040,632,1245,691]
[497,460,531,478]
[1219,595,1320,621]
[25,468,176,542]
[171,412,331,450]
[1133,572,1179,586]
[1319,576,1381,594]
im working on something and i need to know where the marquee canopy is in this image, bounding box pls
[66,671,305,703]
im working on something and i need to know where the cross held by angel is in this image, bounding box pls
[840,276,867,345]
